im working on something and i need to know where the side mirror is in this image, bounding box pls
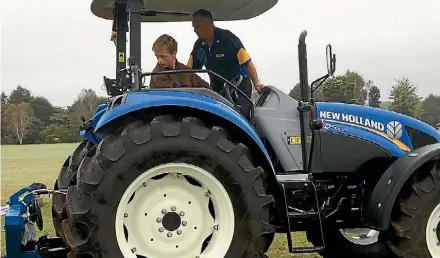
[326,44,336,75]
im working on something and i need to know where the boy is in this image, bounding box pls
[149,34,211,89]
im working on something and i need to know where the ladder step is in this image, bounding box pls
[292,246,325,253]
[288,211,318,219]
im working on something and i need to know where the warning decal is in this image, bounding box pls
[118,52,125,63]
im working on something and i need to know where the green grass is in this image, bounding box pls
[0,143,320,257]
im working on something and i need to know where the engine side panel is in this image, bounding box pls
[253,86,305,172]
[318,130,391,172]
[316,102,440,157]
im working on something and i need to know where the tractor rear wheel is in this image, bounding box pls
[61,116,275,258]
[387,159,440,257]
[51,140,91,238]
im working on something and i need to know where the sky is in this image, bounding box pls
[1,0,440,107]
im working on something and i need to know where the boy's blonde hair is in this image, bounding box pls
[152,34,178,53]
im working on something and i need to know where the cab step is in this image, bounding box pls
[292,246,325,253]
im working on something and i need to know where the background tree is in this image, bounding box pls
[368,85,381,107]
[289,83,300,100]
[289,82,324,101]
[417,94,440,127]
[389,77,421,117]
[1,91,8,105]
[8,85,33,104]
[380,100,392,110]
[344,70,368,104]
[321,75,358,104]
[70,89,108,119]
[3,103,38,144]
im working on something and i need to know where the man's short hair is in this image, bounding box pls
[192,9,213,20]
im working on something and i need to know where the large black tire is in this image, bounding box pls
[61,115,276,258]
[51,140,91,239]
[306,224,394,258]
[387,159,440,257]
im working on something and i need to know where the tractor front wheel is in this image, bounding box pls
[387,159,440,257]
[62,116,275,258]
[306,224,393,258]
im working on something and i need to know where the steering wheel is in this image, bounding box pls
[218,75,243,105]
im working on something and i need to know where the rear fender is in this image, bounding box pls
[94,91,278,183]
[363,143,440,230]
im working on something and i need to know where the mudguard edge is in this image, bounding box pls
[94,91,275,173]
[363,143,440,230]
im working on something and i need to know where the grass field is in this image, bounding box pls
[1,143,321,257]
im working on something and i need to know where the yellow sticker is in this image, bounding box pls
[118,52,125,63]
[287,136,312,145]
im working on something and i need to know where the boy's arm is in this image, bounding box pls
[149,65,171,88]
[190,73,212,89]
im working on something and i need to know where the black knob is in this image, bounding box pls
[310,118,323,130]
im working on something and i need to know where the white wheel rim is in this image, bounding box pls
[426,203,440,257]
[339,228,380,245]
[115,163,235,258]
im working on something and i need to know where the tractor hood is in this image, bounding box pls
[90,0,278,22]
[316,102,440,156]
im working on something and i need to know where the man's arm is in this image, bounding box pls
[187,41,204,69]
[228,32,263,91]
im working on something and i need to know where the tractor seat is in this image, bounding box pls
[145,87,235,109]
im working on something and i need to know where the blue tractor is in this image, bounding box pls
[4,0,440,257]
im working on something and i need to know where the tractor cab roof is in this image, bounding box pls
[90,0,278,22]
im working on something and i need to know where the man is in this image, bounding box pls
[187,9,263,118]
[150,34,211,89]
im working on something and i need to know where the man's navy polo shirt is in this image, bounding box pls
[187,27,252,92]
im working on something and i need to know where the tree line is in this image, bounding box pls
[2,70,440,145]
[289,70,440,128]
[1,86,107,145]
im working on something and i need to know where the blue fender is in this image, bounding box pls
[94,90,275,172]
[79,103,107,144]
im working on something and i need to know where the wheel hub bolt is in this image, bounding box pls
[143,182,147,187]
[437,242,440,246]
[171,206,176,211]
[159,227,164,232]
[177,229,182,235]
[167,232,172,237]
[182,221,187,226]
[213,225,219,231]
[131,247,136,252]
[205,191,210,196]
[180,211,185,216]
[156,217,162,223]
[124,213,128,217]
[162,209,167,214]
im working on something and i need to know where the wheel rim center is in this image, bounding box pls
[162,212,181,231]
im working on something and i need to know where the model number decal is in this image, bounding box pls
[324,123,347,133]
[319,111,385,131]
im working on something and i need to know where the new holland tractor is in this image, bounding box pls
[4,0,440,257]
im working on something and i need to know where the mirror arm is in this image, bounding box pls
[311,74,330,94]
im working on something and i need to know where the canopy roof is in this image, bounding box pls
[90,0,278,22]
